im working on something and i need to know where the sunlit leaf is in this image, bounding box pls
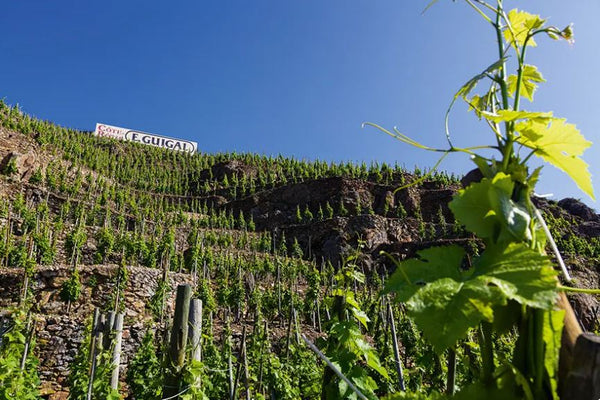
[450,173,532,242]
[515,118,594,199]
[507,64,545,101]
[503,9,545,49]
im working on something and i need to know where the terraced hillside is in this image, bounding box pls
[0,101,598,399]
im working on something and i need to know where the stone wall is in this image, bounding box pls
[0,264,193,398]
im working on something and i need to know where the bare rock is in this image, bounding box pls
[558,198,598,222]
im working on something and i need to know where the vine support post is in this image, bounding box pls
[446,348,457,396]
[189,298,203,362]
[110,313,124,390]
[387,302,406,391]
[163,284,192,400]
[479,321,495,385]
[19,315,33,371]
[561,333,600,399]
[232,325,247,400]
[86,308,101,400]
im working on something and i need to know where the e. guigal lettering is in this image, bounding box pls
[94,123,198,153]
[125,131,195,153]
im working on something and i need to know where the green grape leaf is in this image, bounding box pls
[383,245,466,302]
[488,173,531,241]
[515,118,594,199]
[503,9,545,50]
[351,308,370,329]
[507,64,545,101]
[449,173,532,242]
[449,179,499,239]
[474,243,558,309]
[406,277,502,353]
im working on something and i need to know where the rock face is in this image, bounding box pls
[0,128,43,181]
[558,198,599,222]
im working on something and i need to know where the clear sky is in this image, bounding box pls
[2,1,599,206]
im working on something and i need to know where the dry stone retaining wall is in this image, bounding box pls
[0,264,192,397]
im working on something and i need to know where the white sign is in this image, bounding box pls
[94,123,198,153]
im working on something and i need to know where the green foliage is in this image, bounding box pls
[326,201,334,219]
[292,238,304,259]
[126,330,162,400]
[303,205,314,222]
[95,227,115,264]
[321,250,388,399]
[67,319,120,400]
[28,168,43,185]
[371,2,588,399]
[148,278,169,320]
[65,227,87,261]
[1,157,18,176]
[60,269,82,303]
[33,232,55,265]
[0,310,40,400]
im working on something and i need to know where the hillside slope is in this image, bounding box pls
[0,102,598,398]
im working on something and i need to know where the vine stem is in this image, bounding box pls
[493,0,518,173]
[558,285,600,295]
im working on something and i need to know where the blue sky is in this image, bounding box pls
[2,1,599,205]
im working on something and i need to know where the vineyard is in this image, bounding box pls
[0,99,598,399]
[2,2,600,399]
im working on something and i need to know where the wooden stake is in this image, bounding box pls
[189,299,203,362]
[110,313,124,390]
[387,302,406,391]
[232,325,247,400]
[562,333,600,399]
[86,309,101,400]
[163,284,192,399]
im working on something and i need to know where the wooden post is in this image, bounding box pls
[257,321,267,396]
[232,325,247,400]
[276,261,282,317]
[96,313,106,353]
[562,333,600,399]
[243,328,250,400]
[103,311,116,350]
[285,305,295,358]
[316,298,322,333]
[387,302,406,391]
[446,348,457,396]
[163,284,192,399]
[227,314,234,400]
[87,308,101,400]
[110,313,124,390]
[189,299,203,362]
[19,316,33,371]
[558,292,583,396]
